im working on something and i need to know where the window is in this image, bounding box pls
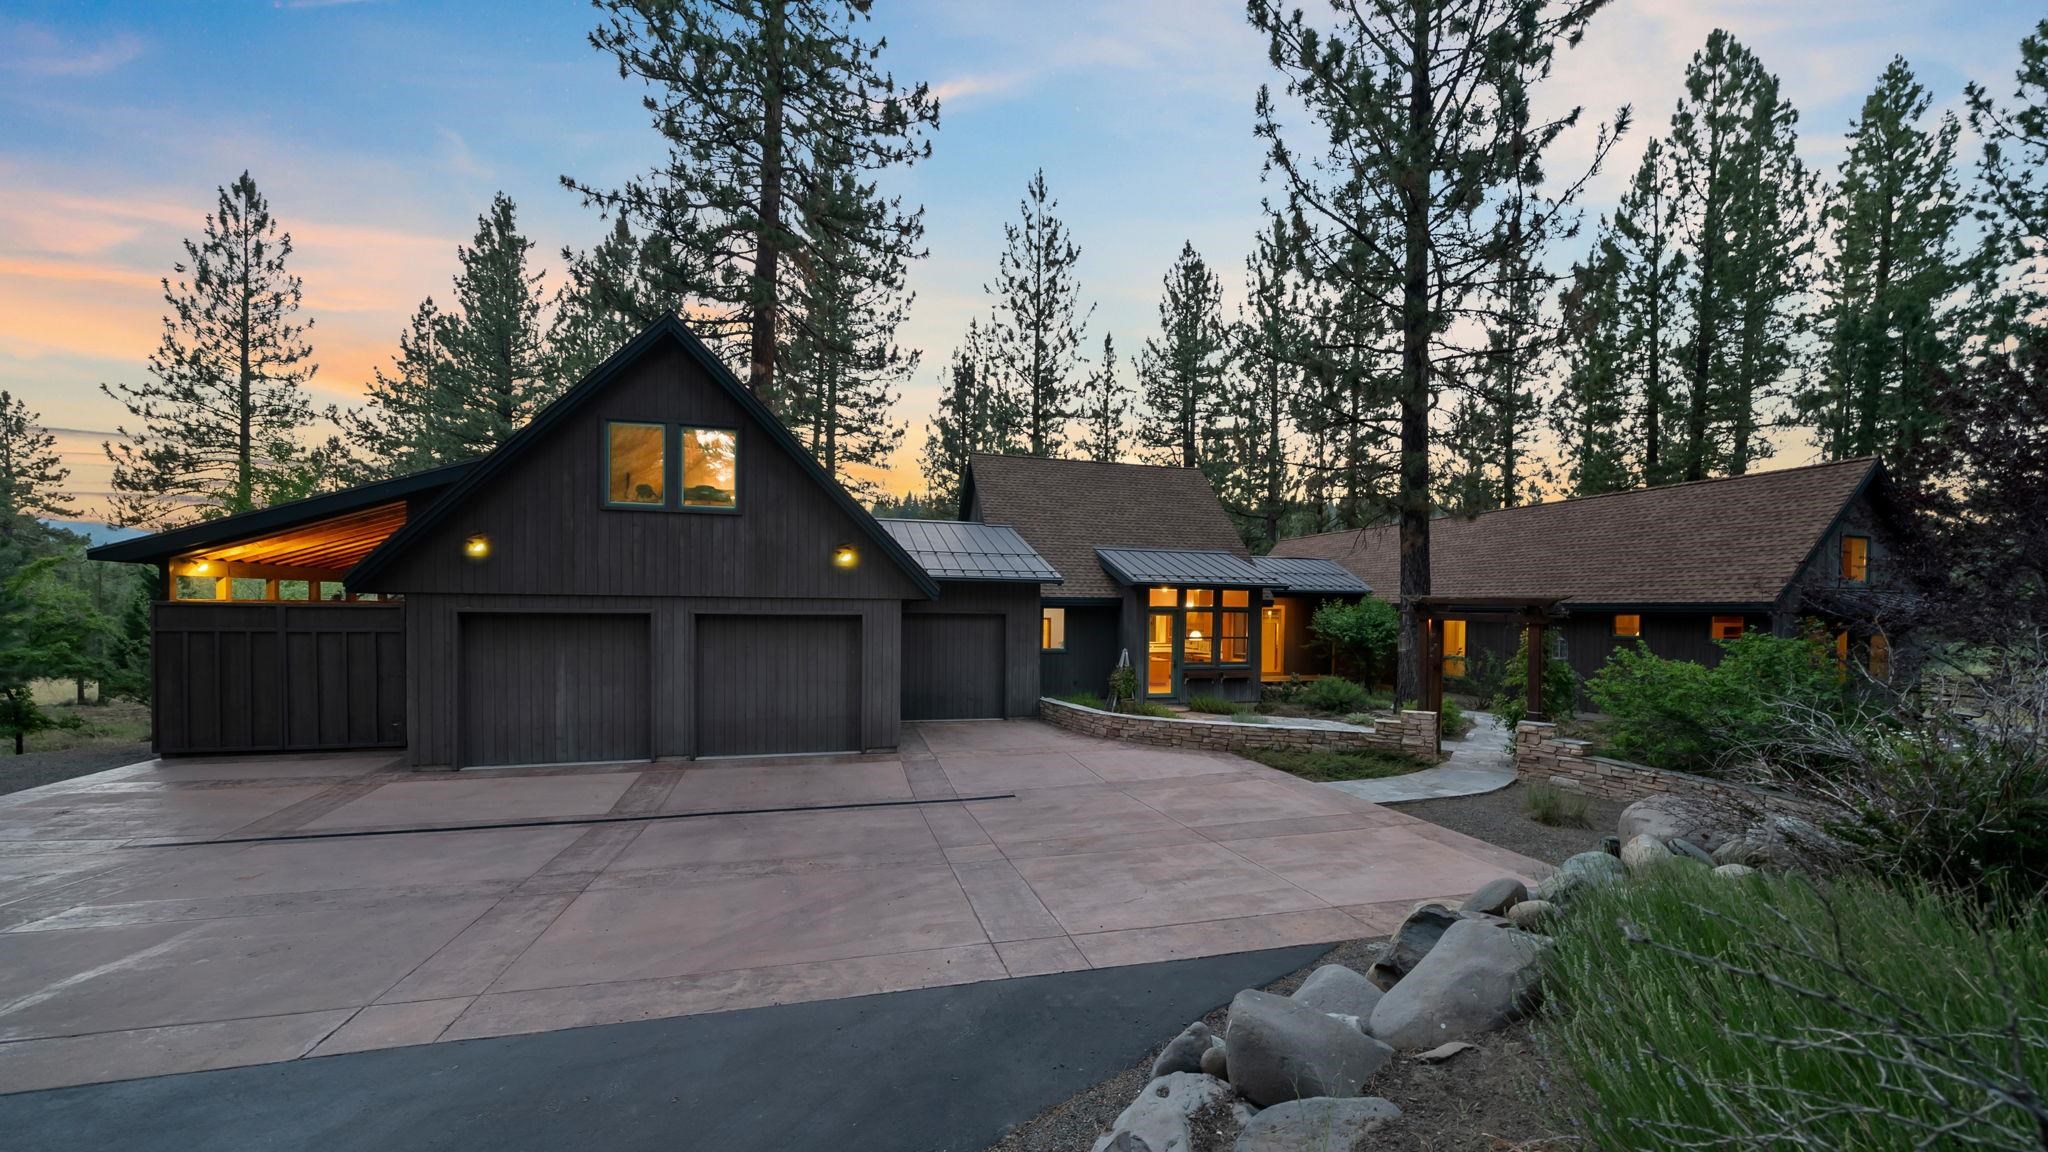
[1613,613,1642,638]
[1841,535,1869,583]
[1219,609,1250,665]
[606,421,666,506]
[1710,616,1746,640]
[1041,607,1066,651]
[681,427,738,509]
[1184,610,1214,664]
[1185,588,1214,608]
[1443,618,1468,678]
[1148,587,1177,607]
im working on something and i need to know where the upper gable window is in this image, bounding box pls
[606,422,666,507]
[682,427,738,510]
[1841,534,1869,583]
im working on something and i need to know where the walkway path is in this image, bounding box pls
[1326,710,1517,804]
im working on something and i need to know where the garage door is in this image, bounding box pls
[695,615,861,757]
[459,613,650,768]
[902,614,1005,720]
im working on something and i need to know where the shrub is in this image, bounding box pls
[1309,597,1397,682]
[1241,747,1430,782]
[1491,631,1579,727]
[1054,691,1105,709]
[1122,700,1176,718]
[1445,647,1506,702]
[1522,780,1590,827]
[1587,631,1848,774]
[1438,697,1467,737]
[1107,662,1138,706]
[1186,694,1239,715]
[1544,866,2048,1151]
[1299,675,1371,714]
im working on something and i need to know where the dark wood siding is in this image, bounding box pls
[906,581,1041,716]
[457,612,651,768]
[695,614,861,757]
[152,602,403,755]
[901,614,1004,720]
[1040,603,1121,699]
[1449,610,1769,708]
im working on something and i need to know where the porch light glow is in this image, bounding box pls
[833,544,859,569]
[191,560,211,574]
[464,535,490,559]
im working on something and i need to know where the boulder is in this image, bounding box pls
[1618,795,1740,853]
[1461,877,1529,917]
[1199,1044,1229,1079]
[1506,899,1557,930]
[1668,837,1716,866]
[1620,833,1674,871]
[1368,921,1545,1050]
[1224,989,1395,1107]
[1534,851,1624,901]
[1233,1097,1402,1152]
[1150,1021,1219,1078]
[1090,1072,1231,1152]
[1291,964,1383,1019]
[1368,903,1461,986]
[1713,863,1758,879]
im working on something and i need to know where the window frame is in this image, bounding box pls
[678,424,742,513]
[1217,605,1251,666]
[1710,615,1746,641]
[602,420,672,511]
[1041,607,1067,652]
[1613,613,1642,638]
[1840,534,1870,583]
[1442,617,1468,678]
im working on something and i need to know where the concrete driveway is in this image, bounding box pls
[0,720,1544,1094]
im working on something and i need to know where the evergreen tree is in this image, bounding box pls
[1224,220,1306,549]
[1073,334,1130,462]
[1965,19,2048,342]
[1801,58,1964,473]
[102,172,317,525]
[1447,190,1551,512]
[566,0,939,401]
[918,320,1017,515]
[987,170,1090,457]
[1251,0,1626,700]
[1608,139,1686,484]
[0,391,73,527]
[1550,240,1635,495]
[548,216,672,387]
[1136,242,1228,471]
[1666,31,1815,479]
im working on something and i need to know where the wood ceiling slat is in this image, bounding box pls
[188,501,410,571]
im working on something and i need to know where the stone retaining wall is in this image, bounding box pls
[1040,698,1440,760]
[1513,721,1761,803]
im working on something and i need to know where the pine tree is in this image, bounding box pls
[919,320,1016,515]
[781,146,912,497]
[1802,58,1963,472]
[1251,0,1626,700]
[1965,19,2048,343]
[987,170,1090,457]
[0,391,73,527]
[102,172,317,525]
[548,216,672,387]
[1550,239,1635,495]
[1608,139,1686,484]
[1666,31,1815,479]
[1447,191,1551,512]
[1073,334,1130,462]
[566,0,938,401]
[1224,220,1305,549]
[1136,242,1228,471]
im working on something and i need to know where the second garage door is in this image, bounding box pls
[459,613,651,768]
[695,615,862,757]
[901,613,1005,720]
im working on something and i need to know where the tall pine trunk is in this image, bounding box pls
[747,0,787,398]
[1395,1,1433,706]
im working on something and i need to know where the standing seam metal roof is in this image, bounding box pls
[877,519,1063,583]
[1247,555,1373,595]
[1094,547,1287,588]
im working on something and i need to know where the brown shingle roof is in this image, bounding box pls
[1269,458,1878,607]
[964,454,1246,598]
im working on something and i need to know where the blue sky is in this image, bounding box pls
[1,0,2038,517]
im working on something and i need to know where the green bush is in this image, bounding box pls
[1241,747,1430,782]
[1491,631,1579,727]
[1522,780,1590,827]
[1299,675,1371,714]
[1122,700,1176,718]
[1054,691,1105,709]
[1185,694,1240,715]
[1544,866,2048,1151]
[1106,662,1138,706]
[1309,597,1397,682]
[1438,697,1467,737]
[1445,646,1506,702]
[1587,631,1848,774]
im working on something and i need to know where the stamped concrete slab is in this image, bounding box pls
[0,719,1548,1093]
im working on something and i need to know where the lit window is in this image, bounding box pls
[1613,614,1642,638]
[1443,618,1468,678]
[1148,587,1177,607]
[1221,589,1250,608]
[1841,535,1869,583]
[1711,616,1746,640]
[607,422,666,506]
[1184,610,1214,664]
[1041,607,1067,651]
[682,427,738,509]
[1185,588,1215,608]
[1219,608,1250,664]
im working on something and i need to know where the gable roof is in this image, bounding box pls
[1269,457,1881,608]
[1095,547,1286,589]
[961,455,1245,598]
[1248,555,1373,596]
[877,519,1063,583]
[85,459,476,567]
[348,314,939,598]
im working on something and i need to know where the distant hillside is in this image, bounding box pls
[40,519,146,546]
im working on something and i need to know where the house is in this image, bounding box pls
[1267,457,1905,692]
[956,454,1372,704]
[90,315,1365,767]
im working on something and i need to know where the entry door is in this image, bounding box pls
[1145,610,1176,697]
[1260,606,1285,677]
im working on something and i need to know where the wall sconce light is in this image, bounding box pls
[832,543,858,569]
[190,560,212,574]
[464,535,491,560]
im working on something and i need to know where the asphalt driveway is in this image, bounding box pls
[0,719,1545,1095]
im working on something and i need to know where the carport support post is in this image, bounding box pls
[1524,620,1547,723]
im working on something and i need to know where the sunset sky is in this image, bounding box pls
[2,0,2037,523]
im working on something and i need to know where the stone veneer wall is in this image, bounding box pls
[1514,721,1766,804]
[1039,698,1440,759]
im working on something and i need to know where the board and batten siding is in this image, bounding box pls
[152,602,404,755]
[457,612,652,768]
[404,594,901,768]
[696,614,862,755]
[903,580,1043,718]
[1038,603,1121,701]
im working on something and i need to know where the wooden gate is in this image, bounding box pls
[152,602,406,755]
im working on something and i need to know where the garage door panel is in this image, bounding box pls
[460,613,650,768]
[696,615,860,757]
[902,614,1005,721]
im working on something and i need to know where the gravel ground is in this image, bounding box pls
[0,743,152,798]
[1396,779,1626,865]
